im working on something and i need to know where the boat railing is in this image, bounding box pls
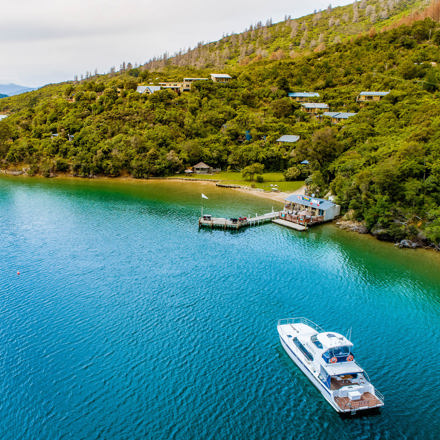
[374,388,385,403]
[277,317,325,333]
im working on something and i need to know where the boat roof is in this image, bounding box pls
[324,362,363,375]
[317,332,353,349]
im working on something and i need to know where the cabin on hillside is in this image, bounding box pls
[193,162,213,174]
[288,92,320,102]
[322,112,357,123]
[282,194,341,226]
[276,135,300,144]
[210,73,232,83]
[356,91,390,103]
[300,102,329,114]
[136,85,161,94]
[182,78,209,91]
[159,82,184,93]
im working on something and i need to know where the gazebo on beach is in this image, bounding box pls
[193,162,213,174]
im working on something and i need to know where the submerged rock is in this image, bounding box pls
[396,239,420,249]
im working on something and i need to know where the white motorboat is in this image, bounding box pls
[277,317,384,414]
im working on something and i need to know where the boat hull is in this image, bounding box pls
[279,335,343,413]
[277,319,384,414]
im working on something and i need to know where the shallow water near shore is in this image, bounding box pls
[1,176,440,439]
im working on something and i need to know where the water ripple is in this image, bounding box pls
[0,177,440,439]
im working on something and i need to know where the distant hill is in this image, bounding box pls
[0,93,7,99]
[0,84,35,97]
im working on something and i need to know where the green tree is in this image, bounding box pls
[242,163,264,181]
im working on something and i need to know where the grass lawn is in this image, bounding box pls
[172,171,304,192]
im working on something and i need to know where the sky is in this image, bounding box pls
[1,0,354,87]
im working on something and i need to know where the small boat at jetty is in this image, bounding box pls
[277,317,384,414]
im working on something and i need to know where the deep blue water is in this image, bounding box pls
[1,176,440,439]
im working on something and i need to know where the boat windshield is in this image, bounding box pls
[311,334,323,349]
[329,346,351,356]
[293,337,314,361]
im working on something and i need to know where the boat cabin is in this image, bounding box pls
[315,332,354,363]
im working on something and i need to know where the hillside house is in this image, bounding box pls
[159,82,184,93]
[283,194,341,224]
[210,74,232,83]
[136,85,161,94]
[182,78,209,91]
[356,91,389,103]
[322,112,357,123]
[288,92,320,102]
[300,102,329,114]
[276,135,300,144]
[193,162,213,174]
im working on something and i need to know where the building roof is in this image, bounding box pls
[193,162,211,169]
[359,91,390,96]
[210,73,232,79]
[323,112,357,119]
[301,102,329,109]
[137,85,162,94]
[276,135,300,143]
[288,92,320,98]
[146,86,161,93]
[285,194,337,211]
[183,78,209,81]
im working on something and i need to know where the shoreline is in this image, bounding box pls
[1,170,437,253]
[0,170,302,205]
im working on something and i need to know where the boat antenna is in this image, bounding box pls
[346,327,352,341]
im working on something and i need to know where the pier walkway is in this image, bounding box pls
[199,211,280,230]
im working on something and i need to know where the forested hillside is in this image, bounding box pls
[144,0,425,69]
[1,1,440,247]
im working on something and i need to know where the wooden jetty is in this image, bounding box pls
[199,211,280,230]
[272,218,307,231]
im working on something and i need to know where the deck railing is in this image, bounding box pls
[277,317,325,333]
[373,388,385,403]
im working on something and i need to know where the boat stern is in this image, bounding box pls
[333,387,384,414]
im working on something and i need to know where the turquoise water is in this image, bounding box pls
[1,176,440,439]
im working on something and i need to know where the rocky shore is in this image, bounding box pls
[335,219,433,250]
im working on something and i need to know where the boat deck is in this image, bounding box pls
[334,392,382,411]
[331,378,357,390]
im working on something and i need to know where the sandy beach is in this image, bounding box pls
[0,170,305,204]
